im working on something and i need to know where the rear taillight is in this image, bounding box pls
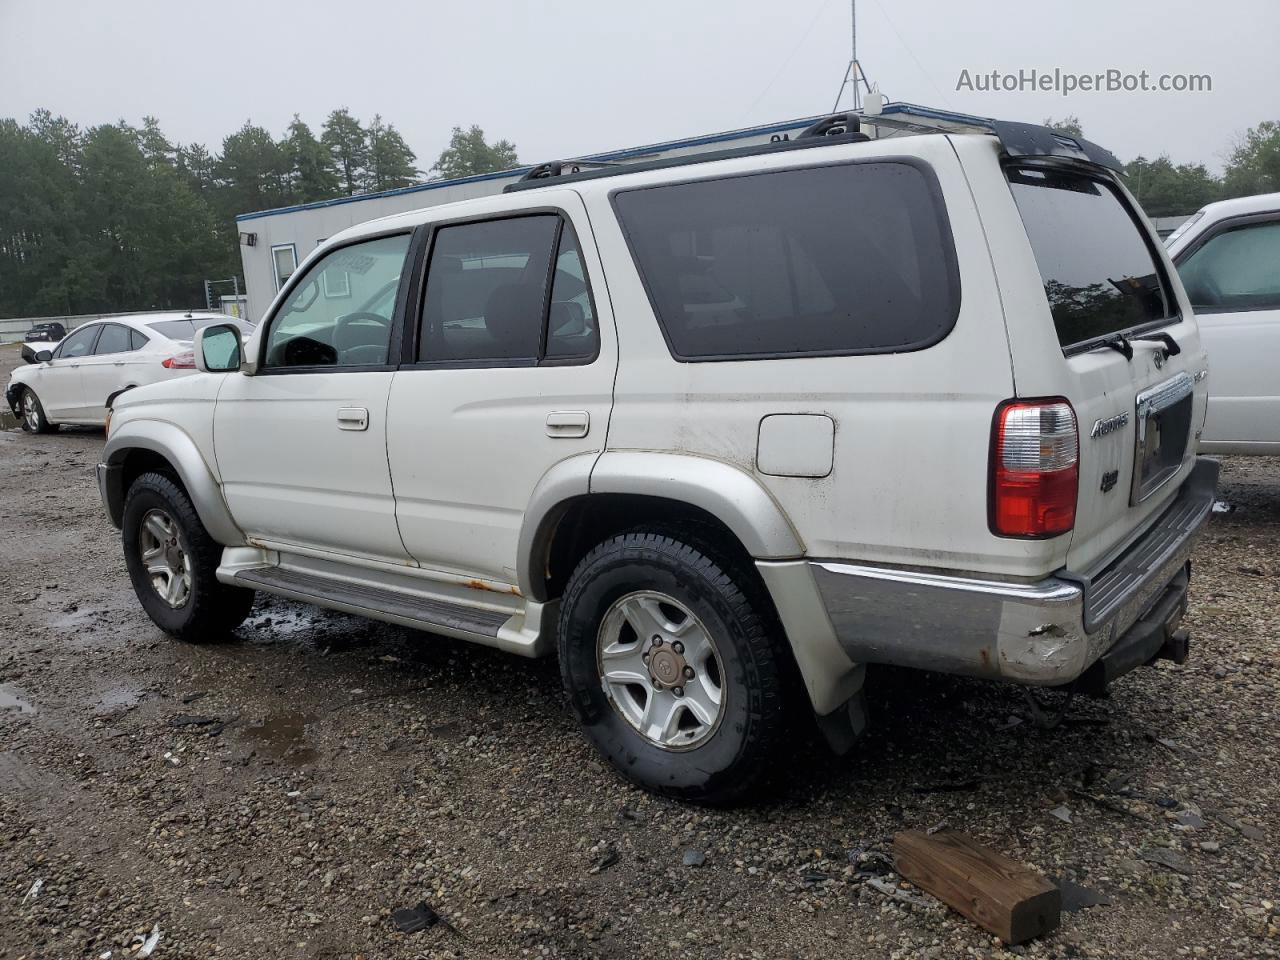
[162,352,195,369]
[990,399,1078,538]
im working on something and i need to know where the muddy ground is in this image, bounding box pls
[2,342,1277,959]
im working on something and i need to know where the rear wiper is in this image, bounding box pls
[1132,331,1181,358]
[1092,333,1133,361]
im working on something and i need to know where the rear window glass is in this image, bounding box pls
[1008,168,1173,349]
[612,161,959,360]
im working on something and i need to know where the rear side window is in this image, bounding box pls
[1008,168,1174,349]
[612,161,959,360]
[1177,219,1280,312]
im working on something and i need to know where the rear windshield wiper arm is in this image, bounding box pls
[1132,331,1181,358]
[1092,332,1133,361]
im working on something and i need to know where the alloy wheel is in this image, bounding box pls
[596,590,726,750]
[138,509,192,608]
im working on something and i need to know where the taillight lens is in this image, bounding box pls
[162,352,195,369]
[990,400,1078,538]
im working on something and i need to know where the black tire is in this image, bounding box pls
[20,387,57,434]
[122,472,255,641]
[558,531,790,804]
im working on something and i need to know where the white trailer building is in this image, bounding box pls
[233,115,829,320]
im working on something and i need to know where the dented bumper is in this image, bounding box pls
[809,457,1219,687]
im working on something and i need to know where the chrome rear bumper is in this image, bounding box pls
[810,457,1219,686]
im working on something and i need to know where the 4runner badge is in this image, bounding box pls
[1090,413,1130,438]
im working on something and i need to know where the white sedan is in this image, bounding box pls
[6,312,253,433]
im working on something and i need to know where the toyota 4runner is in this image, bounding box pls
[98,105,1218,802]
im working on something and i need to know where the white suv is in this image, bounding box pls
[97,108,1217,802]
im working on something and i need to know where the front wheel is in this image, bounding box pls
[558,532,791,804]
[20,388,56,434]
[122,472,255,641]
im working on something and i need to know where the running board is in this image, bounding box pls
[229,565,545,653]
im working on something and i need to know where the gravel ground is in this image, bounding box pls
[2,343,1277,959]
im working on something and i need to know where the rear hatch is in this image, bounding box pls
[1002,163,1205,573]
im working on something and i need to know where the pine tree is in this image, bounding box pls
[430,125,519,180]
[365,114,420,192]
[321,108,368,196]
[284,114,340,202]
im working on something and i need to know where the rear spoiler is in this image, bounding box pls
[988,120,1124,173]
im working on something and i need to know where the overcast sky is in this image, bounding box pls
[2,0,1276,175]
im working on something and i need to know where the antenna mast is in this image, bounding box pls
[832,0,870,112]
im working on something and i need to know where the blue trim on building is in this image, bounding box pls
[234,116,822,223]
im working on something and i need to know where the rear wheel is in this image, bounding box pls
[20,388,56,434]
[122,472,255,641]
[558,531,791,804]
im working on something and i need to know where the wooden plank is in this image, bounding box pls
[893,830,1061,944]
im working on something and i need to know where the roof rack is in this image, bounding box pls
[505,102,1122,193]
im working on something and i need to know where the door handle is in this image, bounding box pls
[113,361,126,366]
[336,406,369,431]
[546,410,589,438]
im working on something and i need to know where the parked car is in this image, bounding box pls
[23,321,68,343]
[5,313,252,433]
[1165,192,1280,455]
[97,111,1217,802]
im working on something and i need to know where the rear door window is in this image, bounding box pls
[93,323,135,355]
[417,214,598,365]
[611,161,959,360]
[1007,168,1174,350]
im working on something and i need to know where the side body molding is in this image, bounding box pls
[103,420,245,547]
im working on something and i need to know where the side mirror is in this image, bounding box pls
[35,349,53,363]
[194,324,243,373]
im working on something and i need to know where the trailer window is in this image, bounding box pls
[612,161,959,360]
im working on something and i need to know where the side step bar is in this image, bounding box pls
[233,565,511,640]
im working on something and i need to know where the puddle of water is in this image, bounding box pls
[0,684,37,715]
[94,685,149,714]
[238,710,319,765]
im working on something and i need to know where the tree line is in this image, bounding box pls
[1,108,1276,320]
[1044,115,1280,216]
[0,110,519,319]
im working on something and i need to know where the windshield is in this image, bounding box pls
[148,317,254,341]
[1007,167,1174,350]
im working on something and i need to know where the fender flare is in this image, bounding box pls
[516,450,805,601]
[103,419,245,546]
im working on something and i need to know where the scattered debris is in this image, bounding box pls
[1198,841,1221,853]
[925,820,950,836]
[1211,500,1233,513]
[1206,809,1265,840]
[617,806,640,822]
[894,830,1061,944]
[167,714,221,728]
[132,923,161,957]
[180,691,208,704]
[681,848,706,868]
[912,779,979,794]
[161,752,181,767]
[1175,811,1206,829]
[1049,805,1073,824]
[21,878,43,903]
[392,901,441,934]
[589,848,619,874]
[1140,848,1195,875]
[864,875,933,908]
[1068,788,1155,824]
[1051,877,1112,912]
